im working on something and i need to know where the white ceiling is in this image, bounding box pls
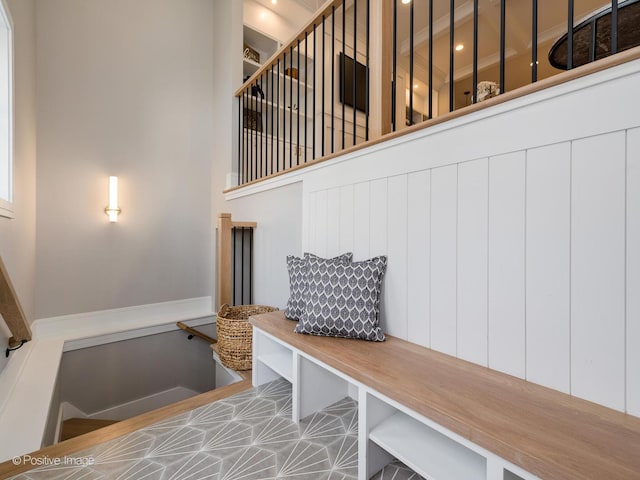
[250,0,322,29]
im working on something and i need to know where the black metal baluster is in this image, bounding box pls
[532,0,538,83]
[240,227,245,304]
[248,228,253,303]
[500,0,505,92]
[238,97,242,185]
[254,83,258,180]
[289,46,293,169]
[366,0,370,140]
[342,0,346,149]
[305,32,308,163]
[313,23,317,159]
[283,51,287,171]
[409,0,414,124]
[251,84,254,181]
[322,15,326,157]
[297,39,300,166]
[259,75,263,178]
[277,59,281,172]
[611,0,618,54]
[265,71,269,176]
[242,92,246,184]
[472,0,478,103]
[332,6,335,153]
[449,0,455,112]
[392,0,397,130]
[429,0,433,118]
[353,0,357,146]
[232,227,236,305]
[237,96,241,186]
[271,65,274,174]
[567,0,574,69]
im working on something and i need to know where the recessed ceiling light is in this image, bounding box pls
[455,44,464,52]
[402,0,411,4]
[271,0,277,4]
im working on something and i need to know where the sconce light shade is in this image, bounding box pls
[105,176,121,222]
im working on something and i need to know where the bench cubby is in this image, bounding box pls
[252,327,293,385]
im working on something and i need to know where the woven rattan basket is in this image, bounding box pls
[216,304,277,370]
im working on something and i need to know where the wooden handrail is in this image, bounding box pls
[176,322,217,345]
[0,256,32,349]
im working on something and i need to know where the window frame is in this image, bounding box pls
[0,0,13,219]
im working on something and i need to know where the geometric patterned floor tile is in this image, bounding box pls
[9,379,359,480]
[370,459,425,480]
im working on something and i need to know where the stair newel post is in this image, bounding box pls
[217,213,233,310]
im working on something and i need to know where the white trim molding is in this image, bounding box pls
[32,296,215,351]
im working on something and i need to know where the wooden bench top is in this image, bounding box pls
[251,311,640,480]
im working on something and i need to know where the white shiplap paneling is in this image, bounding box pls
[488,152,526,378]
[525,143,571,394]
[353,182,371,259]
[295,62,640,414]
[430,165,458,356]
[370,178,388,332]
[306,192,317,254]
[457,159,489,366]
[315,189,328,257]
[327,187,341,256]
[571,131,626,411]
[339,185,355,254]
[385,175,409,339]
[628,127,640,417]
[407,170,431,348]
[369,179,388,256]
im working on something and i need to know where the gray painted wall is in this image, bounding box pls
[59,327,215,415]
[0,0,36,374]
[34,0,214,319]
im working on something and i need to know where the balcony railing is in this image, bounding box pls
[235,0,638,188]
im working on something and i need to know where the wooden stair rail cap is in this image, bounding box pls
[0,256,32,347]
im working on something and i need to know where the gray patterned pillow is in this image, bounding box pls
[295,256,387,341]
[284,252,353,321]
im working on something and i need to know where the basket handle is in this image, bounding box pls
[218,303,230,317]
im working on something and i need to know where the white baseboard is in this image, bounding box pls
[31,297,216,351]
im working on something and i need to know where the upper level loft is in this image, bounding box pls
[233,0,640,189]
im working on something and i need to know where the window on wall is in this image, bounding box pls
[0,0,12,218]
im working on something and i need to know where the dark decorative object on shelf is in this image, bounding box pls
[243,108,262,132]
[549,0,640,70]
[243,76,264,99]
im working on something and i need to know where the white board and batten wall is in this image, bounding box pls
[227,58,640,416]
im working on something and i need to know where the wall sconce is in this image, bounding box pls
[104,176,121,222]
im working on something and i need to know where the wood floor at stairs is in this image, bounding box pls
[60,418,119,442]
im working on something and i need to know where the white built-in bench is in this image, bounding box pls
[251,310,640,480]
